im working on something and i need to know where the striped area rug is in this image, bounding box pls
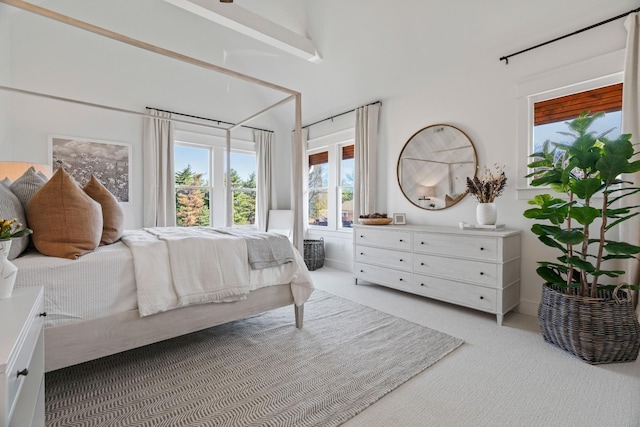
[45,290,463,426]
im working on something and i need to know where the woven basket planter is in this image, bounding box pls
[538,283,640,364]
[303,238,325,271]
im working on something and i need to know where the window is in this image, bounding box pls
[174,141,256,227]
[515,50,624,195]
[308,151,329,227]
[175,144,211,227]
[339,145,354,229]
[307,141,354,231]
[533,83,622,155]
[229,151,257,226]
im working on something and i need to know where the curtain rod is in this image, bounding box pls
[146,107,273,133]
[302,101,381,129]
[500,6,640,64]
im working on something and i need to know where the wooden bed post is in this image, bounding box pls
[295,304,304,329]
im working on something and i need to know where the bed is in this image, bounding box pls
[13,228,314,372]
[2,0,311,373]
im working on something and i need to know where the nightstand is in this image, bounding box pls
[0,287,45,427]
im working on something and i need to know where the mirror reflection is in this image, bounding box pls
[397,124,477,210]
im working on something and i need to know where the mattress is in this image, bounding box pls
[12,231,314,327]
[13,242,137,327]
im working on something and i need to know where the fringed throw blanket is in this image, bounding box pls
[122,228,250,315]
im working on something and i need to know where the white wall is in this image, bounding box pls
[4,1,634,316]
[0,4,11,155]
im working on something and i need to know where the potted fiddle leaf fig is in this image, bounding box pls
[523,111,640,364]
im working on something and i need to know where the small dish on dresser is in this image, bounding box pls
[358,218,393,225]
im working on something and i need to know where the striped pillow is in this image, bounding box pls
[9,167,46,212]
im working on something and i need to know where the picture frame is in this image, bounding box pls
[393,213,406,225]
[49,135,131,203]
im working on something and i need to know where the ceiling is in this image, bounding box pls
[4,0,639,129]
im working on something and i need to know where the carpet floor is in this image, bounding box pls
[45,290,463,426]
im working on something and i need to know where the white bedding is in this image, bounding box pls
[13,229,314,327]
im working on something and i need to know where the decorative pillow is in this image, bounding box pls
[10,167,46,212]
[0,182,28,260]
[83,175,124,245]
[27,167,103,259]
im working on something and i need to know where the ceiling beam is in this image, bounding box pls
[163,0,321,63]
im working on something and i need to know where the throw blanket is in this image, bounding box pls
[123,228,251,314]
[121,228,315,317]
[214,227,295,269]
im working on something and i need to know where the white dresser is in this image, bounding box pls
[354,224,521,325]
[0,287,45,427]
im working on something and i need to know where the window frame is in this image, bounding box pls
[307,128,355,233]
[174,128,256,227]
[515,49,625,199]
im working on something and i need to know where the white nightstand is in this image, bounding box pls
[0,287,45,427]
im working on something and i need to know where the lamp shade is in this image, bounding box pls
[0,161,52,182]
[417,185,437,199]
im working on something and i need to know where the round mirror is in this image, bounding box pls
[397,124,477,210]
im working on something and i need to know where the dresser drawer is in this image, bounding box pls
[413,233,498,261]
[413,254,498,287]
[5,302,43,423]
[355,228,411,251]
[355,245,412,271]
[354,262,413,291]
[412,274,497,313]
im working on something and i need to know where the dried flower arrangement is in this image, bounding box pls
[466,164,507,203]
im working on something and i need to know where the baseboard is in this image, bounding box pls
[518,298,539,317]
[322,259,352,272]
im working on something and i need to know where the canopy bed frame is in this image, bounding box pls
[1,0,309,372]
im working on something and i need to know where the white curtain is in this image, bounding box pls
[622,12,640,312]
[291,127,309,249]
[353,103,381,219]
[255,130,273,232]
[143,109,176,227]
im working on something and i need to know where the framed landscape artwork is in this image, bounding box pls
[49,135,131,203]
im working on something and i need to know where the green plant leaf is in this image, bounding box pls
[554,229,584,245]
[531,224,561,236]
[536,266,565,285]
[558,255,596,272]
[569,205,600,226]
[570,178,602,200]
[537,235,568,252]
[597,154,634,185]
[604,241,640,255]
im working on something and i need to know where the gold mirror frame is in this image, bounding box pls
[397,124,478,210]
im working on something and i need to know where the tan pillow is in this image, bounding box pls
[83,175,124,245]
[27,168,103,259]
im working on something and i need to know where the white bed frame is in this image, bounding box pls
[45,284,303,372]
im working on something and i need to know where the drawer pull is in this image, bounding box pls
[480,272,484,275]
[420,262,425,266]
[360,235,364,238]
[399,278,403,281]
[399,258,403,262]
[420,283,425,286]
[360,252,364,255]
[399,239,404,242]
[480,296,484,300]
[420,241,425,245]
[17,368,29,377]
[480,247,485,251]
[360,270,364,273]
[40,312,47,317]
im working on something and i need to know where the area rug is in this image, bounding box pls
[45,290,463,427]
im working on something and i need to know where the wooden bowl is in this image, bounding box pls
[358,217,393,225]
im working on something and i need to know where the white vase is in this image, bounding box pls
[476,203,497,225]
[0,240,17,299]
